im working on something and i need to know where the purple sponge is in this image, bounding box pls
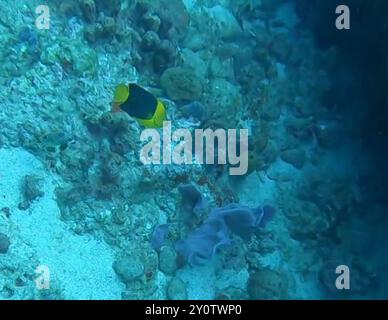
[175,203,275,266]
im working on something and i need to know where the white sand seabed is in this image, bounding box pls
[0,148,124,299]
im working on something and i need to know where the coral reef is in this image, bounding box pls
[0,0,385,301]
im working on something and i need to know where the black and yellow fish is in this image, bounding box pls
[112,83,167,128]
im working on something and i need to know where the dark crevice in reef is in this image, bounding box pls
[295,0,388,203]
[295,0,388,298]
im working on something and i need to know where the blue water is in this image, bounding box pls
[0,0,387,300]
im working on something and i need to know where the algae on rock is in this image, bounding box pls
[161,67,203,101]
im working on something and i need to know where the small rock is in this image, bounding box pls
[280,148,306,169]
[248,268,288,300]
[101,16,117,37]
[167,276,187,300]
[314,121,342,149]
[180,101,205,121]
[19,175,44,210]
[23,175,44,201]
[111,208,126,225]
[142,31,160,50]
[0,233,10,254]
[284,200,330,239]
[215,286,249,300]
[153,40,177,73]
[284,117,313,140]
[84,23,103,43]
[206,5,242,40]
[294,97,314,117]
[72,46,98,77]
[261,103,281,121]
[159,245,178,275]
[18,201,30,211]
[113,255,144,284]
[100,111,130,134]
[80,0,96,23]
[1,207,10,218]
[256,141,279,170]
[267,169,293,182]
[270,33,292,63]
[59,1,80,18]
